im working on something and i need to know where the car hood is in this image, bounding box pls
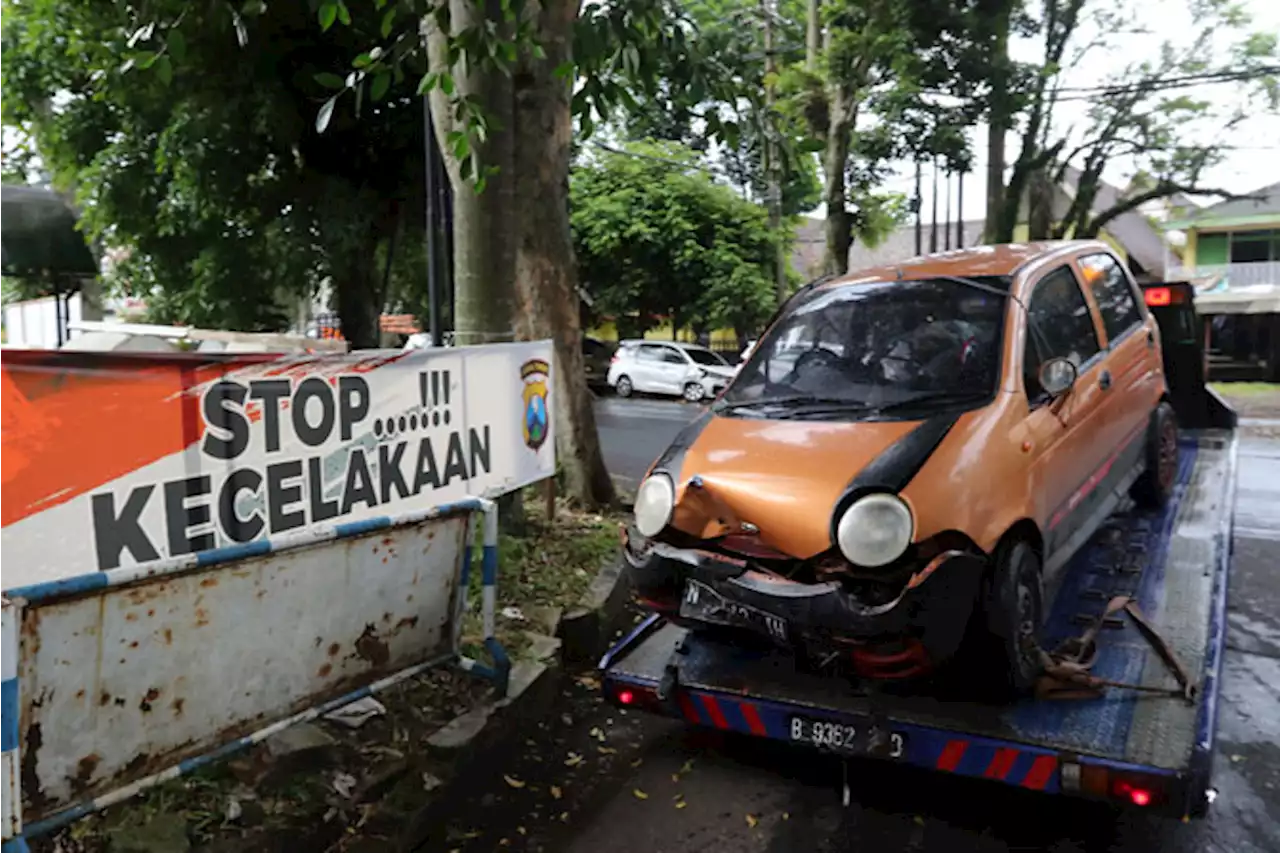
[659,414,926,560]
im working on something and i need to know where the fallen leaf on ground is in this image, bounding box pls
[551,785,563,800]
[782,813,790,821]
[518,827,527,836]
[746,815,759,828]
[504,775,527,789]
[565,752,585,767]
[577,675,601,690]
[913,816,924,826]
[598,746,617,755]
[671,774,681,783]
[679,759,695,774]
[560,811,570,822]
[675,801,688,810]
[633,789,649,800]
[631,758,643,768]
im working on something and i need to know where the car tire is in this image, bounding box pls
[615,376,634,398]
[682,382,706,403]
[1131,401,1177,510]
[983,539,1045,698]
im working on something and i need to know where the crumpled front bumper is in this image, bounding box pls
[624,532,986,678]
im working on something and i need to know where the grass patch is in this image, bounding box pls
[1210,381,1279,397]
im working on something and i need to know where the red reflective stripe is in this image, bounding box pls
[1021,755,1057,791]
[699,694,730,730]
[739,701,767,736]
[983,748,1020,781]
[677,692,700,723]
[936,740,968,772]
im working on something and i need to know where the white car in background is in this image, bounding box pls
[607,341,737,402]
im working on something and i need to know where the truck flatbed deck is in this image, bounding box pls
[600,430,1237,817]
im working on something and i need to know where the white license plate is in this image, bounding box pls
[789,716,907,759]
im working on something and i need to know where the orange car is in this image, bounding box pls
[623,241,1176,693]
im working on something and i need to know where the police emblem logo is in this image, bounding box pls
[520,358,551,451]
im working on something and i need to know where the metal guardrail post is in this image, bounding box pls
[3,598,30,853]
[457,499,512,698]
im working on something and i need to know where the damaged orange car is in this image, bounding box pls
[623,241,1176,693]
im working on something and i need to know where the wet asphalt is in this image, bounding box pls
[412,398,1280,853]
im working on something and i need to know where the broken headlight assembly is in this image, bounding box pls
[833,492,914,568]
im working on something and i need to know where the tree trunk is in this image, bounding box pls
[426,1,524,529]
[805,0,821,72]
[821,93,854,275]
[512,0,616,509]
[983,3,1010,244]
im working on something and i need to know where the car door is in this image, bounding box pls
[630,344,666,392]
[1074,251,1163,463]
[1019,264,1111,572]
[656,346,693,395]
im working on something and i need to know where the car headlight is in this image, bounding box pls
[634,474,675,538]
[835,493,914,568]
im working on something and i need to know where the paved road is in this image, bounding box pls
[593,395,701,493]
[419,402,1280,853]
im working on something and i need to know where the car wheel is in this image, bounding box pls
[984,539,1044,697]
[615,376,633,398]
[682,382,706,403]
[1131,401,1177,509]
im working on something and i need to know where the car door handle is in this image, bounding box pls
[1146,329,1155,348]
[1099,370,1112,391]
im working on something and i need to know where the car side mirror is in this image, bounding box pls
[1038,356,1077,398]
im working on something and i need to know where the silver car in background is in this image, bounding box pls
[607,341,737,402]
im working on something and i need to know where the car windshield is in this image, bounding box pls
[686,348,728,367]
[719,278,1008,415]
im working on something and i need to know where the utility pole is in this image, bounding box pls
[762,0,786,302]
[955,171,965,248]
[929,158,939,254]
[914,160,923,256]
[944,170,953,251]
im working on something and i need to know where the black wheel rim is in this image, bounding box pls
[1158,417,1177,491]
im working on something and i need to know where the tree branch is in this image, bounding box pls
[1084,183,1259,237]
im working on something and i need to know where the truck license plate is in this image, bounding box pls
[679,579,788,641]
[789,716,907,759]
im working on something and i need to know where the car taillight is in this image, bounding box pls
[1144,286,1172,306]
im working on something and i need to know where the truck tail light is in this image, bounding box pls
[1144,287,1172,306]
[609,681,661,711]
[1061,759,1170,808]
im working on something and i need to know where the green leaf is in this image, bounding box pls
[797,138,824,153]
[553,61,575,79]
[440,73,455,96]
[155,55,173,86]
[136,51,158,70]
[370,72,391,102]
[316,95,338,133]
[580,111,595,139]
[353,52,372,69]
[337,1,351,26]
[167,31,186,63]
[318,1,338,31]
[417,72,438,95]
[380,8,396,38]
[315,72,346,90]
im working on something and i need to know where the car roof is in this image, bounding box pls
[814,240,1113,293]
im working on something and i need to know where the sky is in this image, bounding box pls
[822,0,1280,223]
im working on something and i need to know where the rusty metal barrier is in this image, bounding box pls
[1,497,506,849]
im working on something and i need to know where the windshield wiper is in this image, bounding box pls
[869,390,991,414]
[715,394,872,413]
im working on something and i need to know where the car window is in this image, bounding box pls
[661,348,687,365]
[724,278,1008,407]
[636,345,665,363]
[1023,265,1102,398]
[686,348,728,367]
[1079,253,1142,344]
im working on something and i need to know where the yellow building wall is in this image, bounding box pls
[587,319,738,345]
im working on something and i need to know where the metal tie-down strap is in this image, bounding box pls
[1035,595,1195,702]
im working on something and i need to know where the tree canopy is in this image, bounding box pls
[572,141,780,340]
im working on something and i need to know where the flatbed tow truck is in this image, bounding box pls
[598,280,1239,820]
